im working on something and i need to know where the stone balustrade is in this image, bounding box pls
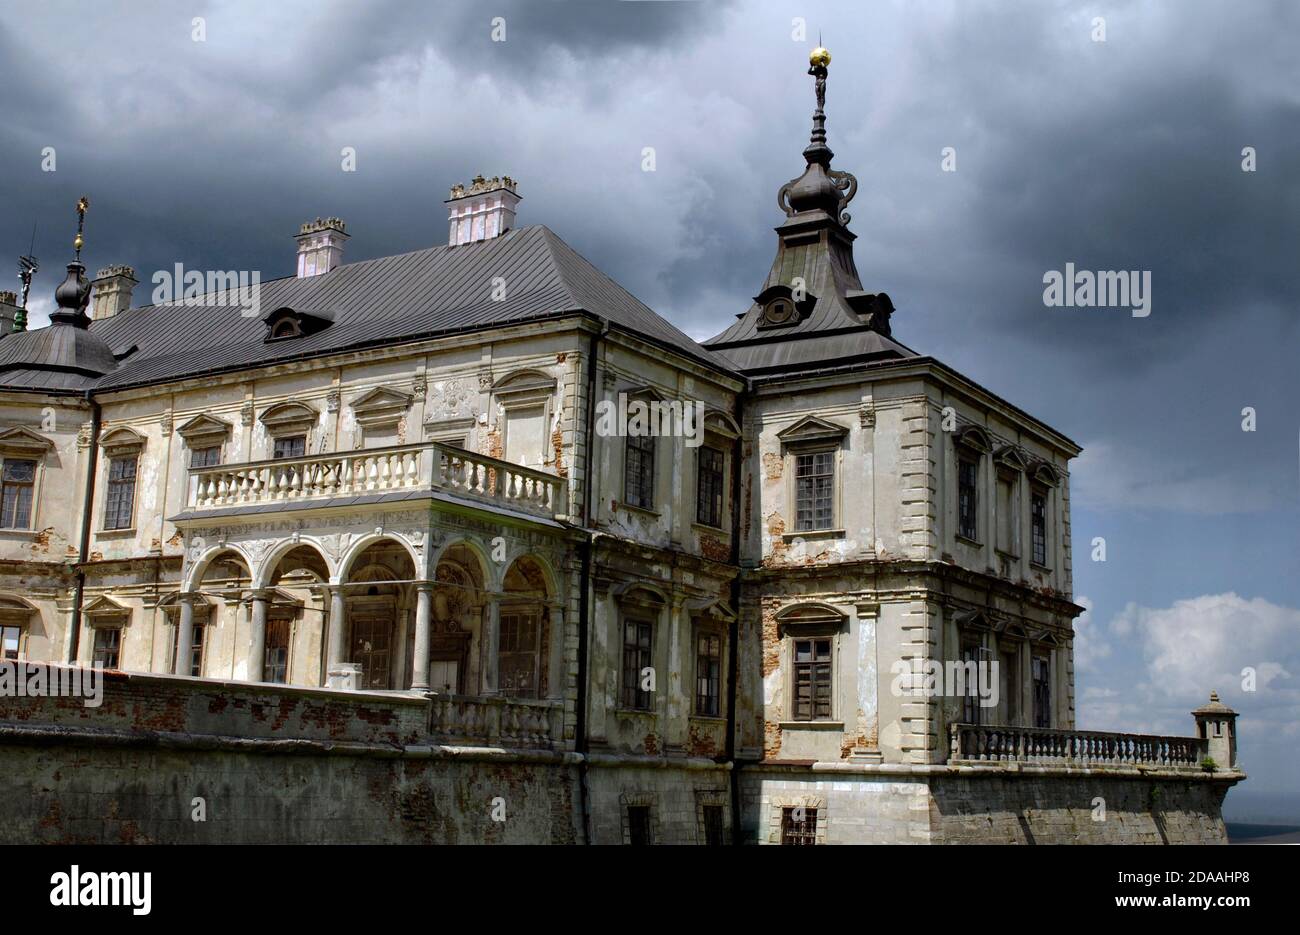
[429,694,564,750]
[949,723,1209,769]
[188,441,562,519]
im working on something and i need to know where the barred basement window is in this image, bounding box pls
[104,456,137,530]
[627,805,653,845]
[1031,490,1047,566]
[189,445,221,469]
[624,434,655,509]
[795,451,834,531]
[958,457,978,540]
[702,804,725,846]
[0,458,36,529]
[695,632,721,716]
[793,637,832,720]
[781,806,818,845]
[621,618,653,710]
[93,627,121,669]
[696,445,725,527]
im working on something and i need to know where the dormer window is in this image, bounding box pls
[261,305,334,342]
[755,284,814,329]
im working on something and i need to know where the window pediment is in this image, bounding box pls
[84,594,131,626]
[777,415,848,450]
[993,445,1029,472]
[613,583,668,611]
[0,426,54,456]
[775,602,848,637]
[687,597,736,623]
[703,409,741,440]
[176,414,233,448]
[1029,460,1061,488]
[259,401,318,437]
[955,425,993,454]
[0,594,36,625]
[493,369,556,407]
[350,386,413,429]
[98,426,146,456]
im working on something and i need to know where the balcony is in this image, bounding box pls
[950,723,1208,770]
[187,441,564,520]
[429,694,565,750]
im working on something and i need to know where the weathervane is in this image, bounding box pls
[74,195,89,260]
[14,223,37,333]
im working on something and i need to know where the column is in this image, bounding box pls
[248,589,270,682]
[327,586,346,674]
[174,592,195,676]
[411,582,433,690]
[482,597,501,694]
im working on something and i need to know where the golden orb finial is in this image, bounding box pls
[810,47,831,68]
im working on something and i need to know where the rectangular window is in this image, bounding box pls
[961,640,984,725]
[793,637,832,721]
[273,435,306,460]
[92,627,121,669]
[695,632,722,717]
[499,610,540,698]
[780,806,818,846]
[626,805,652,845]
[624,435,656,509]
[264,617,290,684]
[0,458,36,529]
[189,445,221,469]
[958,458,978,541]
[1000,650,1018,725]
[620,618,654,710]
[103,456,137,530]
[1032,654,1051,728]
[696,446,725,527]
[1,624,22,661]
[702,804,725,846]
[795,451,834,531]
[171,620,207,677]
[1031,491,1048,566]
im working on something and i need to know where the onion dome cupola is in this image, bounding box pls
[0,197,120,384]
[704,49,916,376]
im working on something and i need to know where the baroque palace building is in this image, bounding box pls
[0,51,1240,844]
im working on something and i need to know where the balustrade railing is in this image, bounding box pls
[949,723,1208,768]
[188,441,562,519]
[428,694,563,750]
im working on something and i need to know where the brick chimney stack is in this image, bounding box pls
[91,265,138,320]
[445,175,520,246]
[295,217,348,278]
[0,291,18,337]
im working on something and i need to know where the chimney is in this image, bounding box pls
[0,291,17,337]
[91,265,138,320]
[295,217,348,277]
[445,175,520,246]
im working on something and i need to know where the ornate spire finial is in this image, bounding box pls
[776,49,858,226]
[50,195,93,328]
[73,195,89,259]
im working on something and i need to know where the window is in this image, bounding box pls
[269,317,302,340]
[960,640,984,725]
[793,637,832,720]
[626,805,653,845]
[103,456,137,530]
[620,618,654,710]
[624,434,655,509]
[92,627,121,669]
[695,633,722,717]
[958,457,978,541]
[264,618,290,684]
[1,624,21,660]
[171,620,207,677]
[1000,650,1018,725]
[781,806,818,845]
[189,445,221,469]
[499,609,540,698]
[795,451,834,531]
[1031,490,1047,566]
[0,459,35,529]
[696,446,725,527]
[701,804,725,846]
[1032,654,1051,728]
[995,474,1015,554]
[273,435,306,460]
